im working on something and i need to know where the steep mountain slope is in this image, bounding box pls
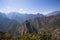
[17,12,60,35]
[0,12,20,34]
[46,14,60,28]
[17,16,46,35]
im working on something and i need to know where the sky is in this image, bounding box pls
[0,0,60,15]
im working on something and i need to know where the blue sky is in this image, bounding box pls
[0,0,60,15]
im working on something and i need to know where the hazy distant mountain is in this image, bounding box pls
[46,11,60,16]
[0,12,20,34]
[6,12,44,24]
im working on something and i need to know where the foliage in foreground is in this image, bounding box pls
[0,28,60,40]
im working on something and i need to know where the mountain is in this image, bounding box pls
[46,11,60,16]
[0,12,45,35]
[6,12,26,24]
[6,12,44,24]
[0,12,20,35]
[46,14,60,28]
[17,16,46,35]
[0,11,60,36]
[17,11,60,35]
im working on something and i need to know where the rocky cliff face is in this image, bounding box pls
[17,13,60,35]
[17,16,46,35]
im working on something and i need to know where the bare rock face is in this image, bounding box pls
[18,17,46,35]
[18,20,36,35]
[18,22,27,36]
[17,14,60,36]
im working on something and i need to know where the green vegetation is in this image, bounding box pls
[0,27,60,40]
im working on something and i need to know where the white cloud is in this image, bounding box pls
[19,9,23,11]
[18,9,27,13]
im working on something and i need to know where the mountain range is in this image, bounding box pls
[0,11,60,35]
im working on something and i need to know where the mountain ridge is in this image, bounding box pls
[0,11,60,36]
